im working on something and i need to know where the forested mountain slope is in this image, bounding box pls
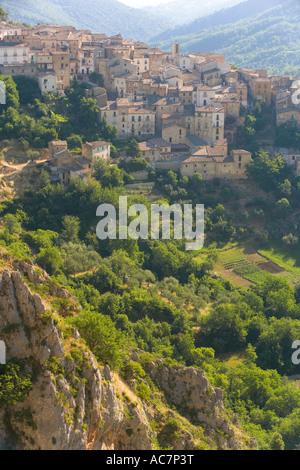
[151,0,300,76]
[0,0,170,40]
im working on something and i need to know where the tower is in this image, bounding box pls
[172,43,180,58]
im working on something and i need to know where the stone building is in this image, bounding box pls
[82,141,111,163]
[181,145,251,179]
[193,105,225,144]
[249,77,273,106]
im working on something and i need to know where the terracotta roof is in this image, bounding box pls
[195,105,224,112]
[85,141,110,148]
[183,155,225,163]
[231,149,251,154]
[192,146,227,157]
[139,138,170,151]
[128,107,155,114]
[197,85,213,91]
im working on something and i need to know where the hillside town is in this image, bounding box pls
[1,16,300,183]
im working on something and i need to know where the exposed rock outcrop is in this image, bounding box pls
[0,257,255,450]
[148,361,248,450]
[0,264,153,450]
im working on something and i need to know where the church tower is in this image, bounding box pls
[172,43,180,58]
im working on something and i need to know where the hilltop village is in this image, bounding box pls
[1,16,300,184]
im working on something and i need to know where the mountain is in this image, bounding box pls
[149,0,282,43]
[150,0,300,76]
[0,0,171,41]
[142,0,244,26]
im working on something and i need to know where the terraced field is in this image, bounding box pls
[215,245,292,287]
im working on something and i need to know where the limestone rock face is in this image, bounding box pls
[0,258,255,450]
[0,265,153,450]
[148,361,247,450]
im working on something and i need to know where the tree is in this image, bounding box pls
[119,157,148,173]
[27,150,40,162]
[60,215,81,244]
[78,97,99,127]
[3,214,22,235]
[0,363,32,406]
[256,318,300,375]
[79,264,119,294]
[198,303,248,354]
[61,242,101,275]
[67,134,82,152]
[151,244,182,279]
[279,179,292,197]
[38,169,51,189]
[270,432,285,450]
[247,152,289,192]
[13,75,41,105]
[0,8,7,21]
[276,198,291,217]
[282,233,298,248]
[93,159,124,187]
[36,246,63,275]
[126,139,142,158]
[70,309,126,369]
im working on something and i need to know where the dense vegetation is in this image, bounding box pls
[0,74,117,149]
[2,73,300,451]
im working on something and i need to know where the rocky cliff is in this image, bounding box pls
[0,253,255,450]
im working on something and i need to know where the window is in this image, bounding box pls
[132,116,135,122]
